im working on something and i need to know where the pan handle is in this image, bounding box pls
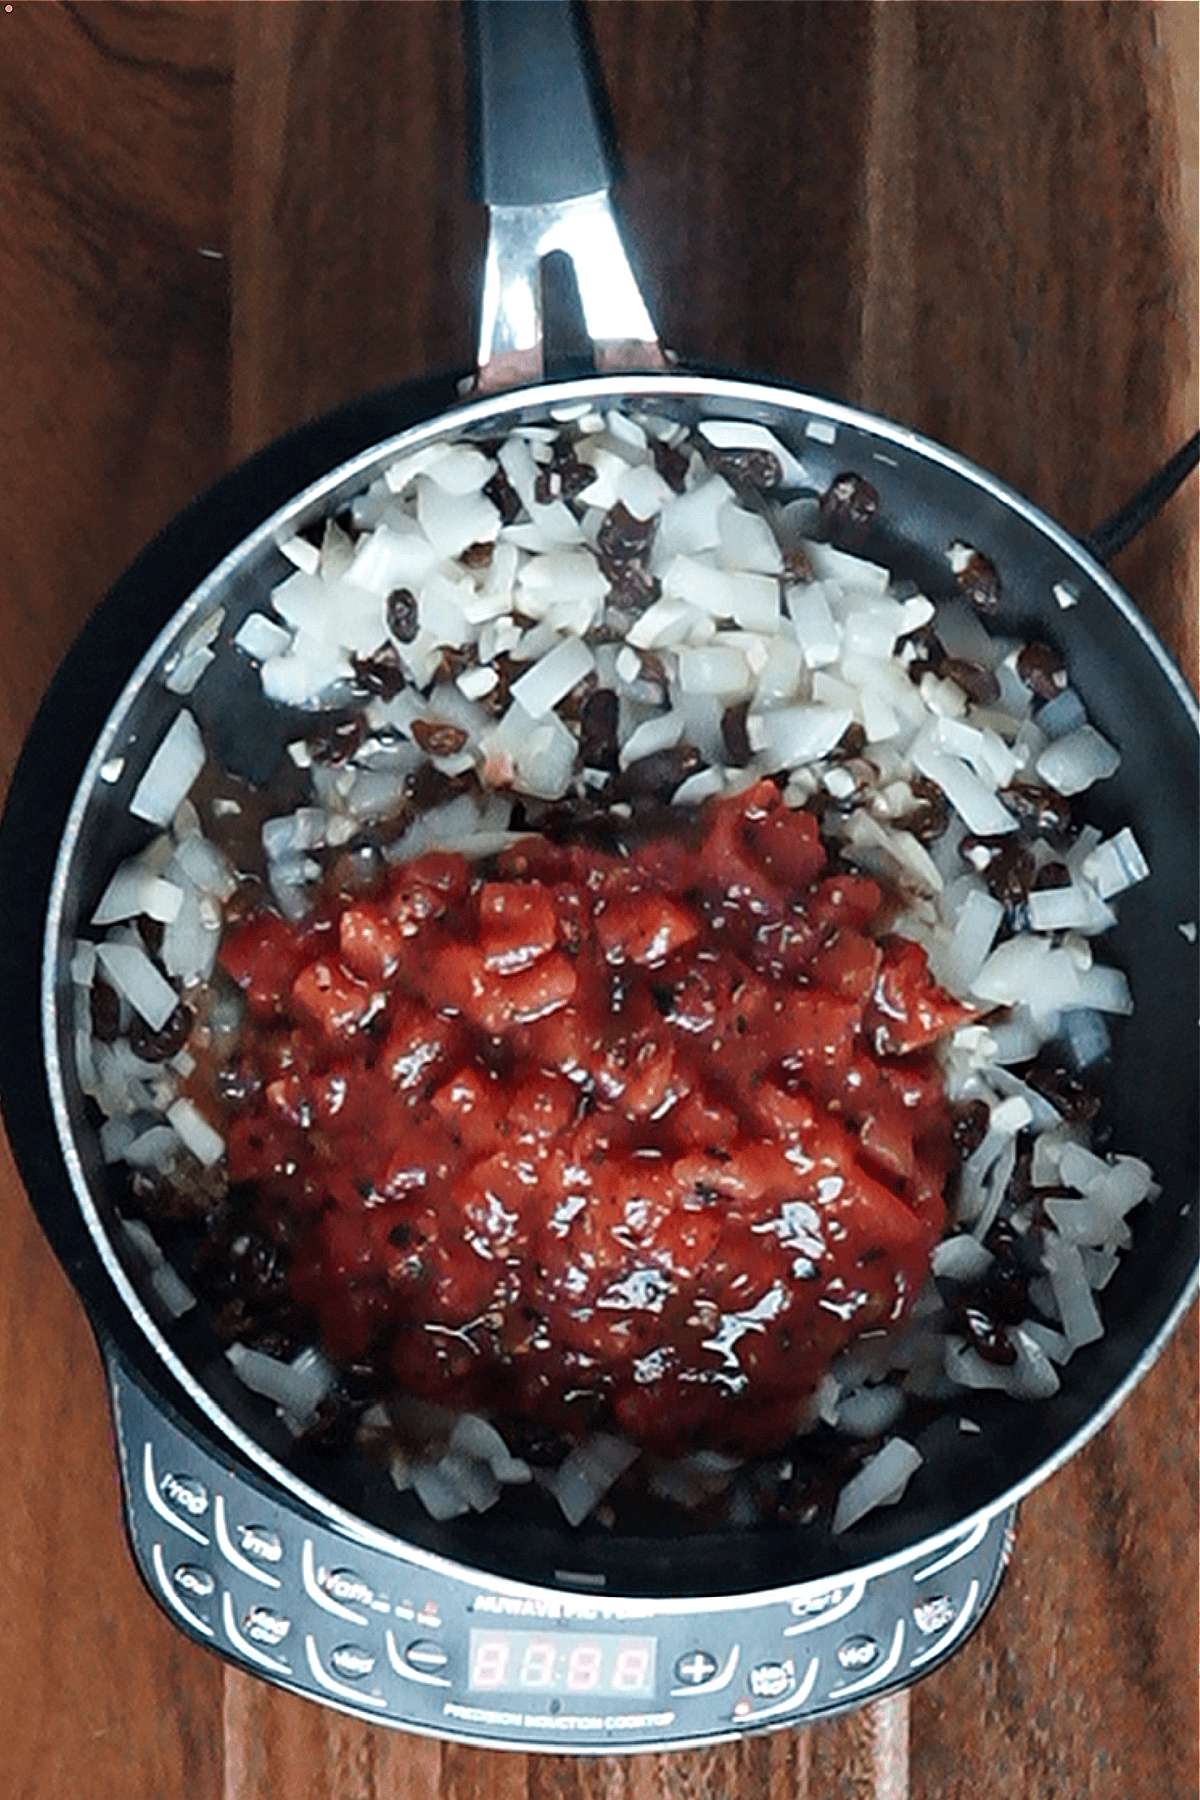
[463,0,665,391]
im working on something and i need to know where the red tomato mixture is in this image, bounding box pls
[216,780,971,1457]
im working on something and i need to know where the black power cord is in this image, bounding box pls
[1079,431,1200,566]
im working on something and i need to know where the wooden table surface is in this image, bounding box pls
[0,5,1195,1797]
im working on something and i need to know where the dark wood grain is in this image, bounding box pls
[0,4,1194,1797]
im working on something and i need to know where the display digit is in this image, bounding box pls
[566,1642,603,1691]
[519,1638,558,1688]
[470,1634,510,1691]
[611,1641,652,1692]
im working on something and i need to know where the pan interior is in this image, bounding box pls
[28,373,1200,1599]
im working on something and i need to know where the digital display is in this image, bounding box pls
[468,1628,657,1698]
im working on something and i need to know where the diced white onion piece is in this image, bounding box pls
[1042,1234,1105,1348]
[909,742,1016,837]
[619,710,685,769]
[227,1342,335,1425]
[930,1234,995,1282]
[626,595,705,650]
[831,1437,923,1533]
[662,554,780,632]
[171,832,238,901]
[747,703,853,770]
[1036,725,1120,795]
[448,1414,531,1485]
[423,444,494,495]
[129,711,206,826]
[457,664,499,700]
[801,541,891,594]
[1081,828,1149,899]
[655,475,734,557]
[551,1435,639,1526]
[697,417,807,485]
[717,501,784,574]
[676,644,752,697]
[1043,1196,1129,1250]
[1036,687,1088,740]
[786,583,841,667]
[166,1096,224,1167]
[92,867,183,927]
[278,533,321,574]
[509,634,595,717]
[929,885,1004,993]
[411,1462,472,1521]
[96,941,179,1031]
[415,477,500,560]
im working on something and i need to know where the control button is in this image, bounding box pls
[322,1567,376,1610]
[405,1639,450,1673]
[836,1633,880,1672]
[214,1496,280,1590]
[243,1605,292,1649]
[237,1524,283,1568]
[748,1658,795,1700]
[330,1643,378,1682]
[791,1585,848,1619]
[159,1471,209,1520]
[417,1600,442,1629]
[674,1650,720,1686]
[172,1564,216,1602]
[913,1594,958,1636]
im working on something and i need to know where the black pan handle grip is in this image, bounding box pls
[465,0,613,208]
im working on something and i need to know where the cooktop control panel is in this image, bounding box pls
[109,1358,1014,1751]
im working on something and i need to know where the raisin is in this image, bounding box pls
[939,657,1001,706]
[411,718,469,757]
[534,436,593,503]
[1016,640,1067,700]
[709,447,784,491]
[606,560,661,612]
[782,546,816,585]
[129,1000,193,1064]
[386,587,419,644]
[1033,859,1072,890]
[651,436,690,493]
[90,976,122,1043]
[902,775,951,844]
[460,540,495,569]
[352,643,406,701]
[1024,1059,1103,1123]
[1001,780,1074,843]
[721,700,753,767]
[483,465,523,526]
[952,1300,1018,1365]
[951,1098,991,1156]
[960,836,1036,907]
[819,472,878,539]
[310,714,367,765]
[954,548,1002,614]
[579,688,620,771]
[613,744,702,800]
[597,500,656,570]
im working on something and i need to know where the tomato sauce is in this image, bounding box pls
[216,780,971,1458]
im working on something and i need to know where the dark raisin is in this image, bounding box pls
[129,1000,193,1063]
[1033,859,1072,890]
[721,700,753,767]
[954,548,1002,613]
[951,1099,991,1156]
[709,446,784,491]
[90,976,122,1043]
[613,744,703,801]
[606,560,661,612]
[1001,780,1075,842]
[386,587,419,644]
[650,436,690,493]
[1016,640,1068,700]
[483,465,523,526]
[1024,1059,1103,1123]
[960,836,1036,907]
[534,436,593,504]
[137,916,165,957]
[902,775,951,844]
[939,657,1001,705]
[460,540,495,569]
[217,1061,264,1107]
[352,643,406,701]
[782,546,816,585]
[310,713,367,765]
[597,500,656,570]
[411,718,469,758]
[819,472,878,539]
[578,688,620,771]
[832,720,868,761]
[953,1301,1018,1365]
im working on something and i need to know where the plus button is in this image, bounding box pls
[675,1650,719,1686]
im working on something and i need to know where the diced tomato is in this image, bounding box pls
[431,1064,504,1157]
[741,788,826,892]
[290,958,381,1043]
[339,904,406,982]
[810,927,882,1001]
[383,998,459,1093]
[504,1070,579,1141]
[478,881,560,972]
[864,936,975,1055]
[219,911,311,1020]
[594,892,700,967]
